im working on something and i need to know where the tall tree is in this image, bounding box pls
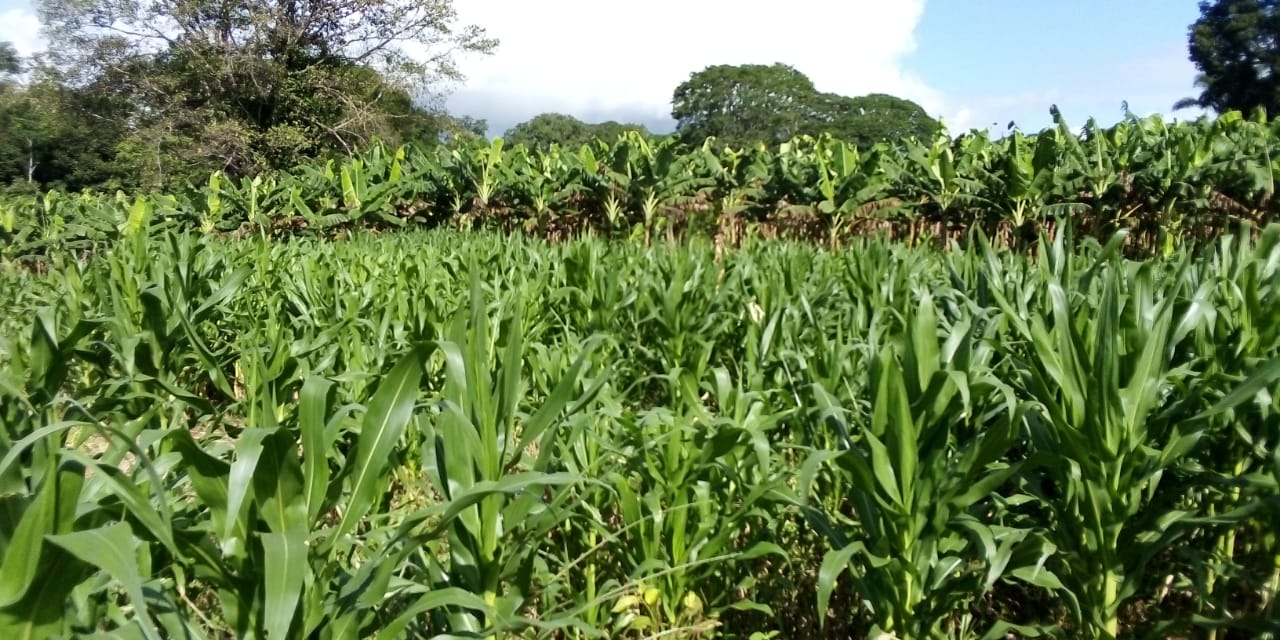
[671,63,938,150]
[503,113,651,149]
[1177,0,1280,115]
[504,113,592,149]
[1,74,134,192]
[0,42,18,77]
[1,42,33,188]
[819,93,941,148]
[671,63,820,149]
[35,0,497,184]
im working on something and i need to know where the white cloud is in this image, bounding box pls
[2,0,969,134]
[1,6,44,58]
[443,0,955,134]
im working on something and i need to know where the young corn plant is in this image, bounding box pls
[595,367,789,638]
[407,270,607,636]
[991,241,1280,638]
[1179,225,1280,637]
[801,290,1044,639]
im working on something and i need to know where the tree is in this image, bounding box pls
[0,42,18,77]
[34,0,497,184]
[1177,0,1280,115]
[503,113,650,149]
[819,93,941,148]
[504,113,592,149]
[590,120,653,144]
[451,115,490,138]
[671,63,938,150]
[671,63,820,149]
[1,44,51,189]
[1,75,133,192]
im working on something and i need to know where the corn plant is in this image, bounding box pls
[594,368,789,637]
[802,291,1044,639]
[3,221,1280,639]
[990,234,1280,638]
[406,270,607,636]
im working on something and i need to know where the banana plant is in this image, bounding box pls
[709,143,772,245]
[1053,113,1135,236]
[331,148,413,228]
[989,129,1085,242]
[812,137,898,246]
[618,133,715,245]
[457,137,507,214]
[1127,114,1218,255]
[1213,110,1277,219]
[497,145,584,234]
[897,130,991,241]
[574,142,631,233]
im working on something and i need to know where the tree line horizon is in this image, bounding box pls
[1,0,1276,193]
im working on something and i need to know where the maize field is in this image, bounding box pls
[2,109,1280,639]
[1,214,1279,638]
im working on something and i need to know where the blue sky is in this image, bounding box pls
[1,0,1208,135]
[912,1,1206,131]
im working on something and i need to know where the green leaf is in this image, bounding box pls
[817,543,860,622]
[300,375,334,525]
[879,347,917,509]
[47,523,161,640]
[0,458,84,614]
[863,431,902,508]
[372,588,493,640]
[1009,564,1065,590]
[0,488,54,608]
[0,541,86,640]
[223,428,274,548]
[333,345,429,547]
[261,530,308,640]
[1194,356,1280,421]
[65,453,178,556]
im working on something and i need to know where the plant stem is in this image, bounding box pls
[1103,569,1120,640]
[586,530,598,628]
[1265,554,1280,615]
[483,588,498,640]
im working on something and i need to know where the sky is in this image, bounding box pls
[0,0,1209,136]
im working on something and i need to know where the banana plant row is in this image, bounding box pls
[2,109,1279,261]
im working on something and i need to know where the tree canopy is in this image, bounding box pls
[818,93,941,148]
[671,63,820,149]
[0,42,18,77]
[670,63,940,150]
[1178,0,1280,115]
[5,0,496,188]
[503,113,651,149]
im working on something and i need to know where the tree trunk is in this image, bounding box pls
[25,138,35,182]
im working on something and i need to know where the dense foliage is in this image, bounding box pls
[0,0,495,191]
[1180,0,1280,115]
[503,114,652,151]
[2,7,1280,633]
[671,63,941,150]
[0,42,17,76]
[0,61,492,193]
[0,221,1278,638]
[3,110,1277,261]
